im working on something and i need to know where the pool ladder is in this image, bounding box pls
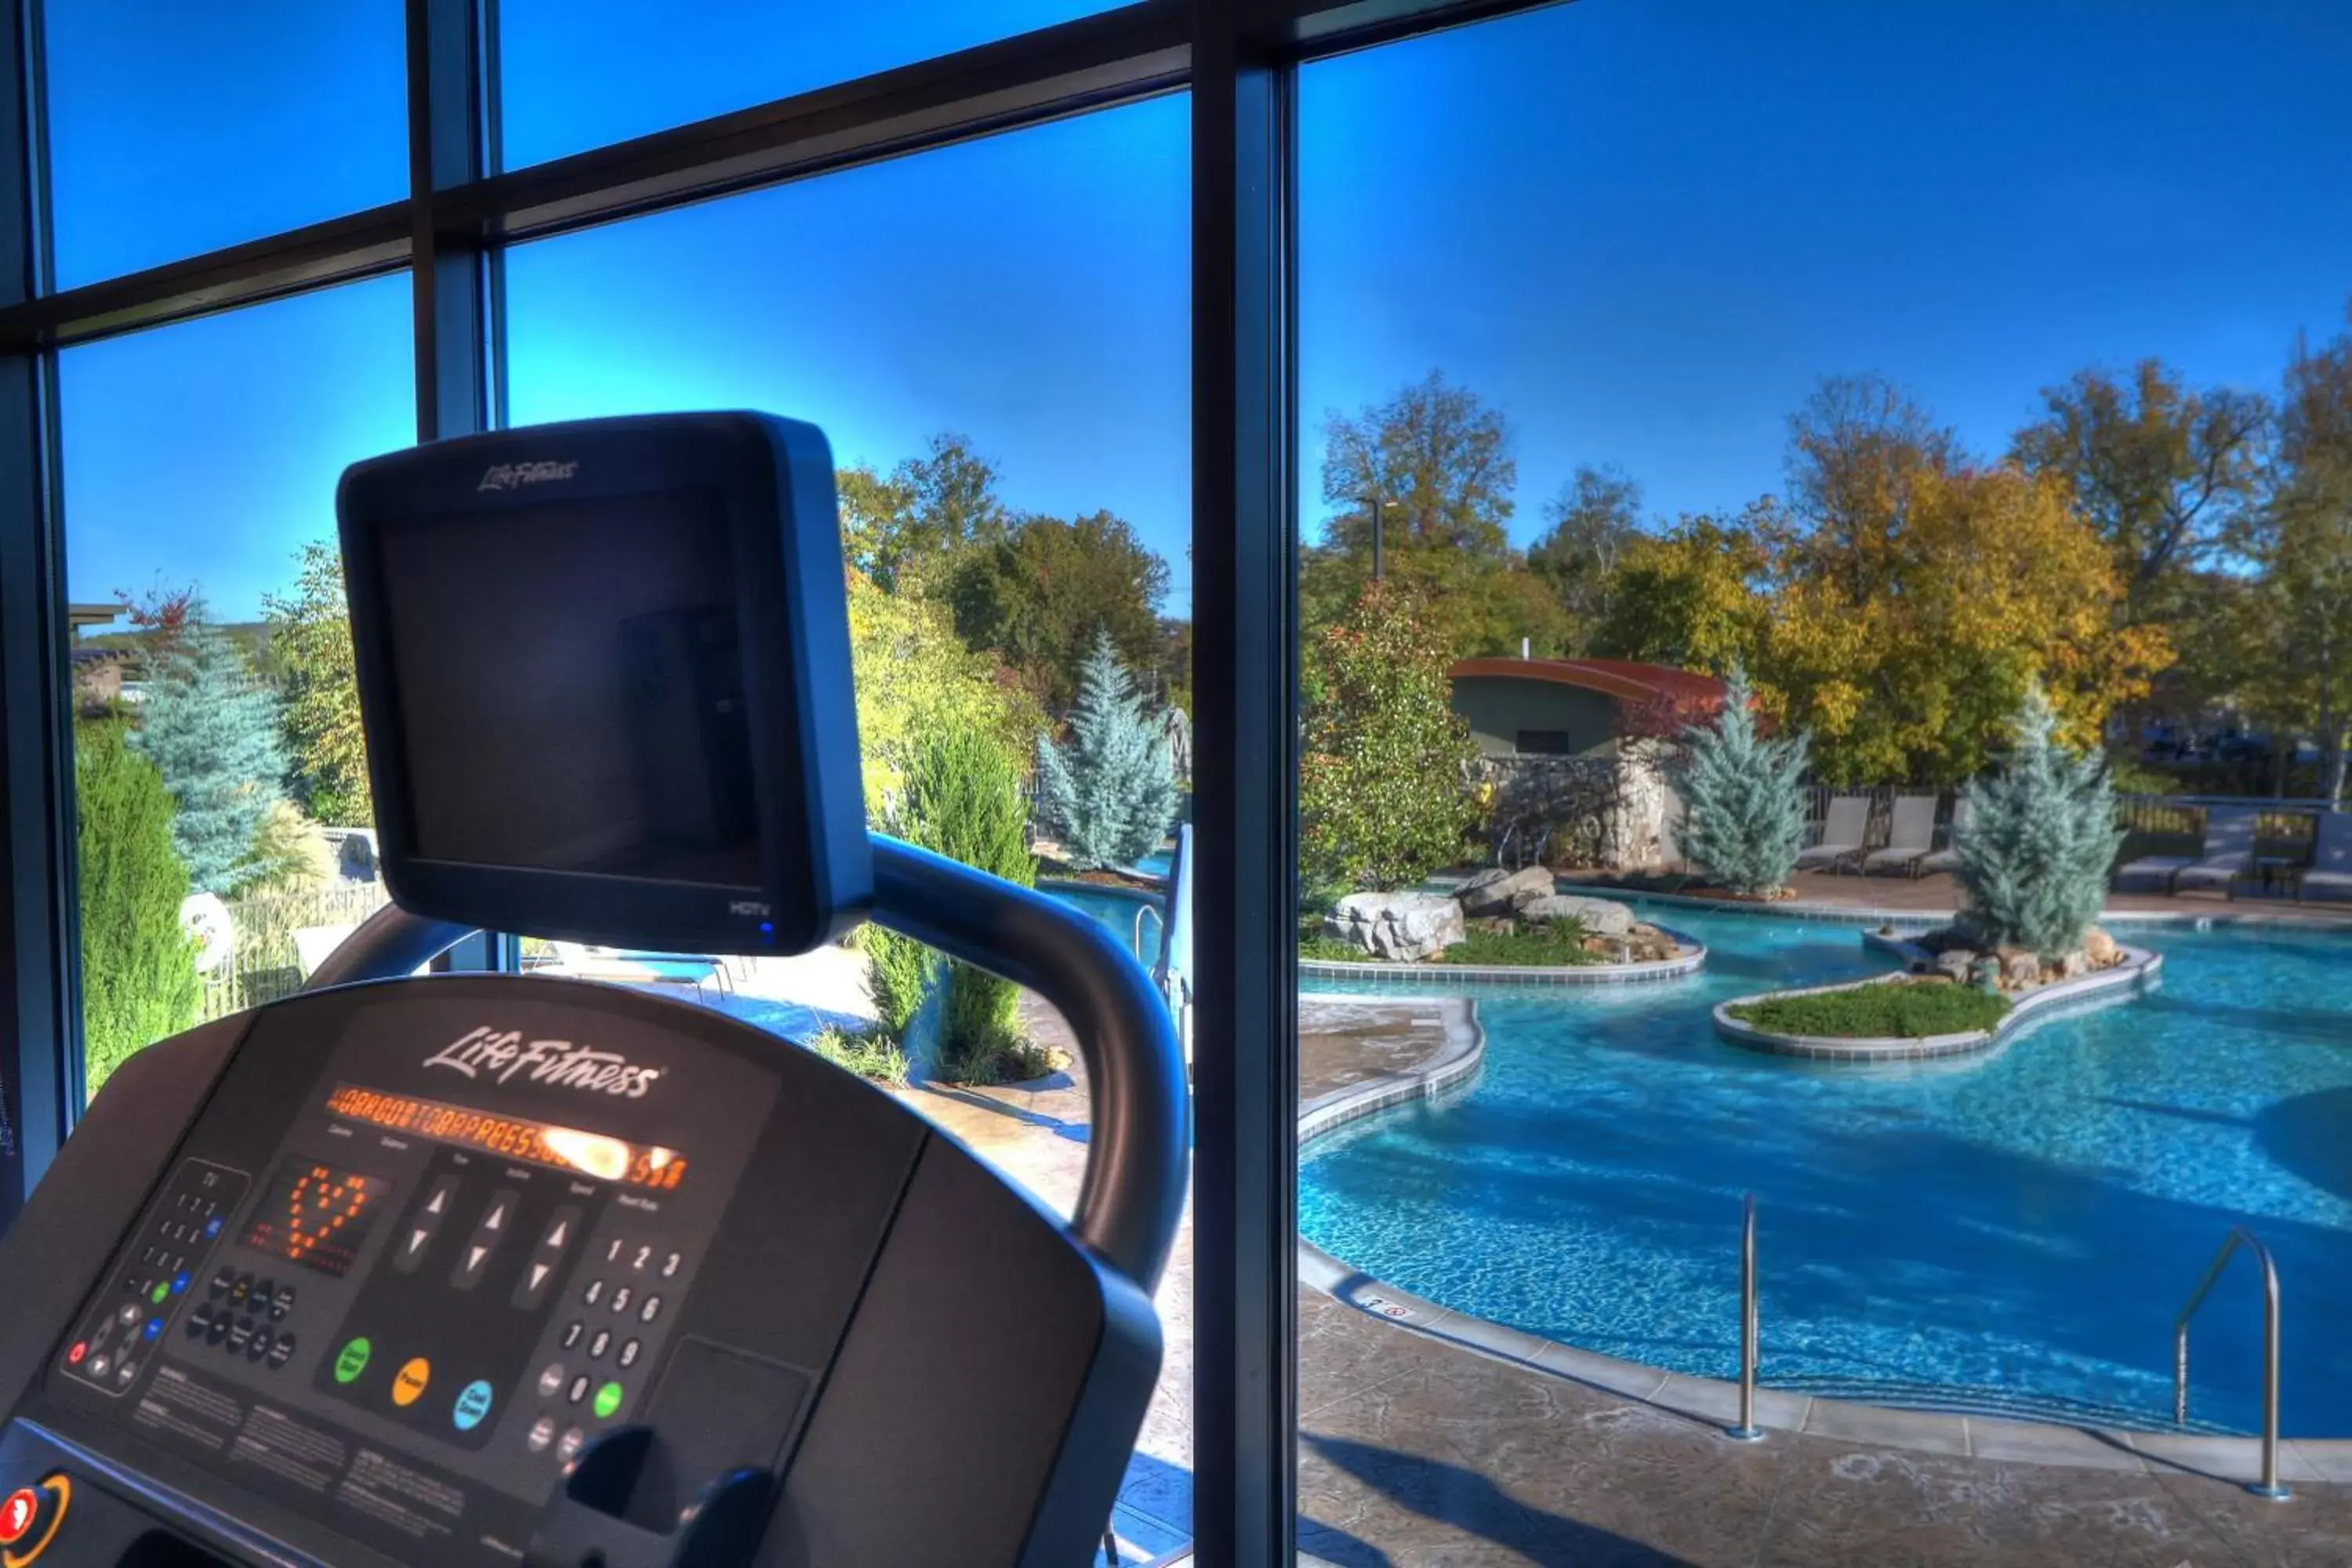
[1722,1201,2289,1499]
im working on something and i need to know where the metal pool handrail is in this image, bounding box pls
[1726,1192,1764,1442]
[2175,1227,2289,1500]
[1134,901,1164,960]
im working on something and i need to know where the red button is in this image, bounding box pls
[0,1487,38,1546]
[65,1342,85,1367]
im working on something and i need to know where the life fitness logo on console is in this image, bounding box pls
[423,1025,662,1098]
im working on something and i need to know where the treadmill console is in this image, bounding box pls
[0,978,1157,1567]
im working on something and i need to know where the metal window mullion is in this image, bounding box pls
[1189,1,1298,1562]
[0,0,76,1221]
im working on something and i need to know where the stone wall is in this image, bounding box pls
[1476,742,1673,870]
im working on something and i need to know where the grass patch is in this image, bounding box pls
[1728,981,2009,1040]
[808,1025,910,1087]
[938,1025,1062,1086]
[1297,915,1609,967]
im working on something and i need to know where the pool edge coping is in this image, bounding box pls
[1708,942,2165,1062]
[1298,924,1707,988]
[1293,988,2352,1485]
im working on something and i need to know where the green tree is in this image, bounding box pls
[1306,372,1571,658]
[1954,685,2122,960]
[1589,506,1779,673]
[1674,666,1807,896]
[1784,373,1961,601]
[135,615,286,895]
[1299,582,1480,892]
[263,541,372,826]
[846,570,1042,818]
[2010,359,2270,626]
[75,720,200,1090]
[1035,632,1178,869]
[1531,463,1643,645]
[891,727,1040,1083]
[838,434,1011,593]
[946,510,1171,711]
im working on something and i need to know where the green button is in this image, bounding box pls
[149,1281,169,1305]
[334,1338,372,1385]
[592,1381,623,1420]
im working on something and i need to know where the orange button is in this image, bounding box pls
[0,1490,34,1547]
[391,1357,431,1407]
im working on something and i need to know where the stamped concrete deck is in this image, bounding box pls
[866,964,2352,1565]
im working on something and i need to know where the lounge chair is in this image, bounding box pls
[1795,795,1871,875]
[2118,808,2257,897]
[546,942,735,999]
[1863,794,1940,877]
[2299,811,2352,902]
[1918,797,1973,876]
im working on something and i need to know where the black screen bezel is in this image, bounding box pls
[336,412,870,956]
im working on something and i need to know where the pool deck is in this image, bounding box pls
[1564,866,2352,927]
[901,983,2352,1566]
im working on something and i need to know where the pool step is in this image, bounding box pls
[1772,1376,2239,1436]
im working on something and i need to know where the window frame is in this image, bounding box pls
[0,1,1561,1562]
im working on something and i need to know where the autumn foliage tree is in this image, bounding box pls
[1300,582,1481,894]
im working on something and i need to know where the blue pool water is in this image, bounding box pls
[1298,907,2352,1435]
[1045,884,1166,968]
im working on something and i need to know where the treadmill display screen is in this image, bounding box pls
[241,1159,390,1278]
[374,489,761,889]
[323,1085,690,1192]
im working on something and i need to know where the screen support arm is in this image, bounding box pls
[301,835,1189,1295]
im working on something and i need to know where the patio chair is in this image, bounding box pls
[2118,808,2257,898]
[545,941,734,999]
[1795,794,1871,875]
[1863,794,1940,877]
[1917,796,1973,876]
[2299,811,2352,902]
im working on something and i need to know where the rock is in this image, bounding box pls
[2083,926,2120,967]
[1517,893,1636,935]
[1466,916,1518,936]
[1970,956,2004,993]
[2059,950,2090,978]
[1458,865,1555,917]
[1624,927,1679,963]
[1933,949,1975,985]
[1998,948,2041,989]
[1326,892,1466,962]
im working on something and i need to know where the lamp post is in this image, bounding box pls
[1357,492,1394,581]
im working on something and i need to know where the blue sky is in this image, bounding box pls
[53,0,2352,622]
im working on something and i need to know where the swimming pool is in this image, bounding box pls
[1044,883,1167,969]
[1298,906,2352,1436]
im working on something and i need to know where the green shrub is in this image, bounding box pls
[887,726,1040,1083]
[858,924,935,1040]
[1440,918,1602,967]
[1954,684,2122,960]
[1300,581,1480,891]
[808,1025,911,1087]
[1728,981,2009,1039]
[1675,664,1808,896]
[75,720,201,1091]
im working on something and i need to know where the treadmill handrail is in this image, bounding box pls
[298,834,1189,1294]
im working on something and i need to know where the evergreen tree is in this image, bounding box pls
[1675,665,1808,895]
[134,615,286,895]
[75,720,201,1091]
[887,728,1041,1083]
[1034,632,1178,869]
[1954,684,2122,958]
[263,541,372,827]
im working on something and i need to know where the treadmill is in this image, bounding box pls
[0,413,1187,1568]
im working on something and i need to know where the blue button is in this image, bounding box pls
[172,1271,191,1295]
[143,1319,162,1341]
[452,1379,494,1432]
[205,1218,221,1238]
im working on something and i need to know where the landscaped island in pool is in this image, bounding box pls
[1298,902,2352,1438]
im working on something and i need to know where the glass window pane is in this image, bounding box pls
[62,278,413,1094]
[497,0,1117,171]
[43,1,408,289]
[509,100,1192,1563]
[1298,1,2352,1559]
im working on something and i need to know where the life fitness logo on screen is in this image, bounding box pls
[476,459,579,492]
[423,1026,662,1098]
